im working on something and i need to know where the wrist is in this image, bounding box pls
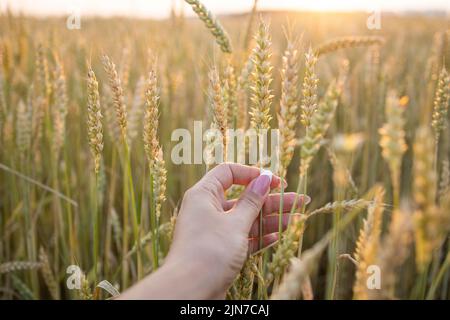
[163,253,227,299]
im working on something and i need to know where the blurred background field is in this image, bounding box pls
[0,1,449,300]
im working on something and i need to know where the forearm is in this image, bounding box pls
[118,257,225,300]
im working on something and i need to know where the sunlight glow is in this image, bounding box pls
[0,0,448,18]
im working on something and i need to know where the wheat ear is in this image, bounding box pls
[223,62,238,129]
[353,188,384,299]
[52,54,68,157]
[0,261,42,274]
[413,127,449,271]
[378,91,408,207]
[87,67,103,174]
[249,18,273,133]
[299,48,319,127]
[184,0,232,53]
[101,54,127,139]
[278,40,300,177]
[39,248,60,300]
[431,67,450,142]
[299,81,340,178]
[143,65,167,220]
[314,36,385,57]
[209,67,228,159]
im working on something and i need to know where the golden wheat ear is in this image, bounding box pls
[184,0,233,53]
[86,66,104,174]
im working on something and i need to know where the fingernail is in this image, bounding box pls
[303,195,311,205]
[250,174,271,196]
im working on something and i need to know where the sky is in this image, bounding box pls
[1,0,449,19]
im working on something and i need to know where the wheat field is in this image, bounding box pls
[0,2,449,300]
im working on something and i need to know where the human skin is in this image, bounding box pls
[119,163,309,299]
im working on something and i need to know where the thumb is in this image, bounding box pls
[233,171,273,232]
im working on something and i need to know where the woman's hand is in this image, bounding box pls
[120,163,309,299]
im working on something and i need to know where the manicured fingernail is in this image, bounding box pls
[303,195,311,205]
[251,174,271,196]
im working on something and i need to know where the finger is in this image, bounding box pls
[200,163,281,192]
[248,233,279,254]
[249,214,302,237]
[224,193,310,214]
[233,173,272,231]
